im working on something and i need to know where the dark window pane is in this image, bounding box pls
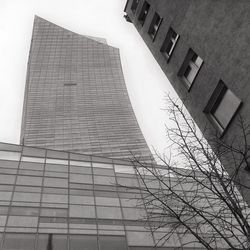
[99,236,127,250]
[70,235,98,250]
[3,233,36,250]
[37,234,68,250]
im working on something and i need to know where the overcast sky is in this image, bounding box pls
[0,0,178,155]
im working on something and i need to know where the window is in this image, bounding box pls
[148,12,162,40]
[160,27,179,62]
[204,81,242,133]
[178,49,203,89]
[131,0,140,13]
[138,1,150,26]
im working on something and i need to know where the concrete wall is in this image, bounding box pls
[125,0,250,203]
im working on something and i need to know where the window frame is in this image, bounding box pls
[138,1,150,26]
[148,12,163,41]
[204,80,242,136]
[178,48,203,90]
[131,0,140,14]
[160,27,179,62]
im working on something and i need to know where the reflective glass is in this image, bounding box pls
[42,194,68,203]
[20,161,44,171]
[7,216,38,227]
[114,164,135,174]
[0,151,20,161]
[37,234,68,250]
[40,208,67,217]
[69,205,95,218]
[13,192,41,202]
[21,156,45,163]
[96,206,122,219]
[70,174,93,184]
[92,162,113,169]
[70,160,91,167]
[45,164,68,172]
[95,197,120,206]
[69,235,98,250]
[70,166,92,174]
[0,175,15,185]
[46,158,68,165]
[0,160,19,169]
[94,176,115,185]
[10,207,39,216]
[127,231,154,246]
[70,195,94,205]
[44,177,68,188]
[16,176,42,186]
[99,235,127,250]
[3,233,36,250]
[93,168,114,176]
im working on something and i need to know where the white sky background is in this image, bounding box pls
[0,0,178,156]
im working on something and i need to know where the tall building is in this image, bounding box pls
[124,0,250,202]
[0,13,244,250]
[21,16,153,162]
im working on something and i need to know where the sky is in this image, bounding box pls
[0,0,178,156]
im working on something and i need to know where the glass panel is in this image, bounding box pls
[69,205,95,218]
[117,177,138,187]
[45,164,68,172]
[127,232,154,246]
[0,160,19,169]
[40,208,67,217]
[94,176,115,185]
[22,147,46,157]
[0,191,12,201]
[0,151,20,161]
[99,236,127,250]
[70,160,91,167]
[16,176,42,186]
[92,162,113,169]
[93,168,114,176]
[95,197,120,206]
[70,166,92,174]
[37,234,68,250]
[0,216,6,226]
[7,216,38,227]
[123,208,147,220]
[46,158,68,165]
[70,174,93,184]
[21,156,45,163]
[20,161,44,170]
[3,233,36,250]
[15,186,41,193]
[46,150,68,159]
[44,178,68,188]
[96,206,122,219]
[0,174,15,185]
[10,207,39,216]
[70,195,94,205]
[13,192,41,202]
[114,165,135,174]
[213,89,241,129]
[69,235,98,250]
[42,194,68,204]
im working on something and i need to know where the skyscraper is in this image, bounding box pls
[21,16,153,162]
[124,0,250,202]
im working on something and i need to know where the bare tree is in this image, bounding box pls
[129,95,250,249]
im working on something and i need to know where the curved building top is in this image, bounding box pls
[21,16,153,162]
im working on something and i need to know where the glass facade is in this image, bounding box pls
[21,16,153,162]
[0,142,193,249]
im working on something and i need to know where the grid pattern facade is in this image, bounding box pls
[21,16,153,162]
[0,142,194,250]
